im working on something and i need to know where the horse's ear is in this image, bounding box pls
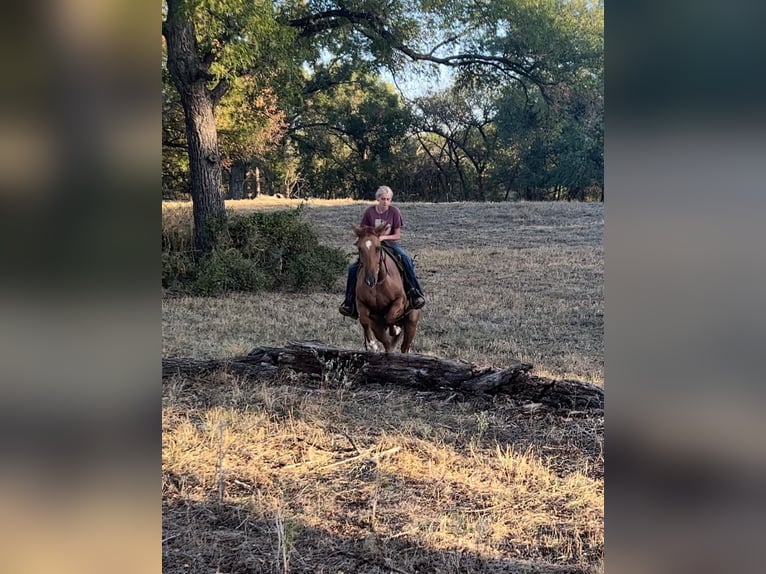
[373,222,388,236]
[352,224,365,245]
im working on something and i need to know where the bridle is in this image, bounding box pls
[359,238,390,285]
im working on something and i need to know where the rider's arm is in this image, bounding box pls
[380,225,401,242]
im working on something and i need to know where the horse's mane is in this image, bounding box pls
[352,222,387,244]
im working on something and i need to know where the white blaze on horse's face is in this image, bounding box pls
[360,236,380,287]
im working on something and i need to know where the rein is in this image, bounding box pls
[359,242,390,285]
[379,249,390,283]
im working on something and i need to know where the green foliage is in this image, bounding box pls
[293,73,413,198]
[162,206,348,295]
[162,250,197,291]
[189,247,270,295]
[186,0,299,84]
[163,0,603,203]
[162,148,191,198]
[162,63,190,198]
[492,69,603,200]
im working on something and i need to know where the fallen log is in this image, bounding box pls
[162,341,603,411]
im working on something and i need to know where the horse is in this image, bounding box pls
[352,223,421,353]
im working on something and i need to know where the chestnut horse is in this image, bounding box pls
[352,223,421,353]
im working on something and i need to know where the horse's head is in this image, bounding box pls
[353,223,388,287]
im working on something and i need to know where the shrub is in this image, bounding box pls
[161,250,196,291]
[189,247,269,295]
[162,206,348,295]
[283,247,349,290]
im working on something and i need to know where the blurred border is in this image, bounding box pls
[607,1,766,572]
[3,0,766,572]
[0,2,159,572]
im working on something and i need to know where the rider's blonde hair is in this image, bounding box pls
[375,185,393,199]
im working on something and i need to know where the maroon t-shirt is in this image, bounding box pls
[361,206,403,244]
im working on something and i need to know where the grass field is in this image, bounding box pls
[162,197,604,573]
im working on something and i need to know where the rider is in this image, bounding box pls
[339,185,426,318]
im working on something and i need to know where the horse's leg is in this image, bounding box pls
[357,306,381,352]
[400,310,421,353]
[371,321,394,353]
[384,295,407,327]
[387,313,402,346]
[388,323,403,351]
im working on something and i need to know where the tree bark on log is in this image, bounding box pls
[162,341,603,411]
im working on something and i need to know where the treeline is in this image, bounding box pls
[164,71,603,203]
[162,0,602,253]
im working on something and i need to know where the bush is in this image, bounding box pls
[162,206,348,295]
[161,250,196,291]
[189,247,270,295]
[283,247,349,290]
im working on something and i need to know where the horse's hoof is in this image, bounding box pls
[365,339,381,352]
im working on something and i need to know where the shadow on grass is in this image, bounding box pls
[163,373,602,573]
[162,495,591,574]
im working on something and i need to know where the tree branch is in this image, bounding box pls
[210,79,231,106]
[288,9,550,88]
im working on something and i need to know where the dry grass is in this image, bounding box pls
[163,199,603,382]
[162,199,603,573]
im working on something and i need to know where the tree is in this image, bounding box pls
[290,73,412,198]
[327,0,604,202]
[411,85,502,201]
[162,63,190,198]
[164,0,223,252]
[478,0,603,200]
[217,81,287,200]
[162,0,602,253]
[162,0,294,252]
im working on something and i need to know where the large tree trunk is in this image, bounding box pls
[162,341,604,412]
[163,0,227,254]
[181,83,226,252]
[228,159,247,200]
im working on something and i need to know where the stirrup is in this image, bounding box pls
[339,303,357,318]
[409,293,426,309]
